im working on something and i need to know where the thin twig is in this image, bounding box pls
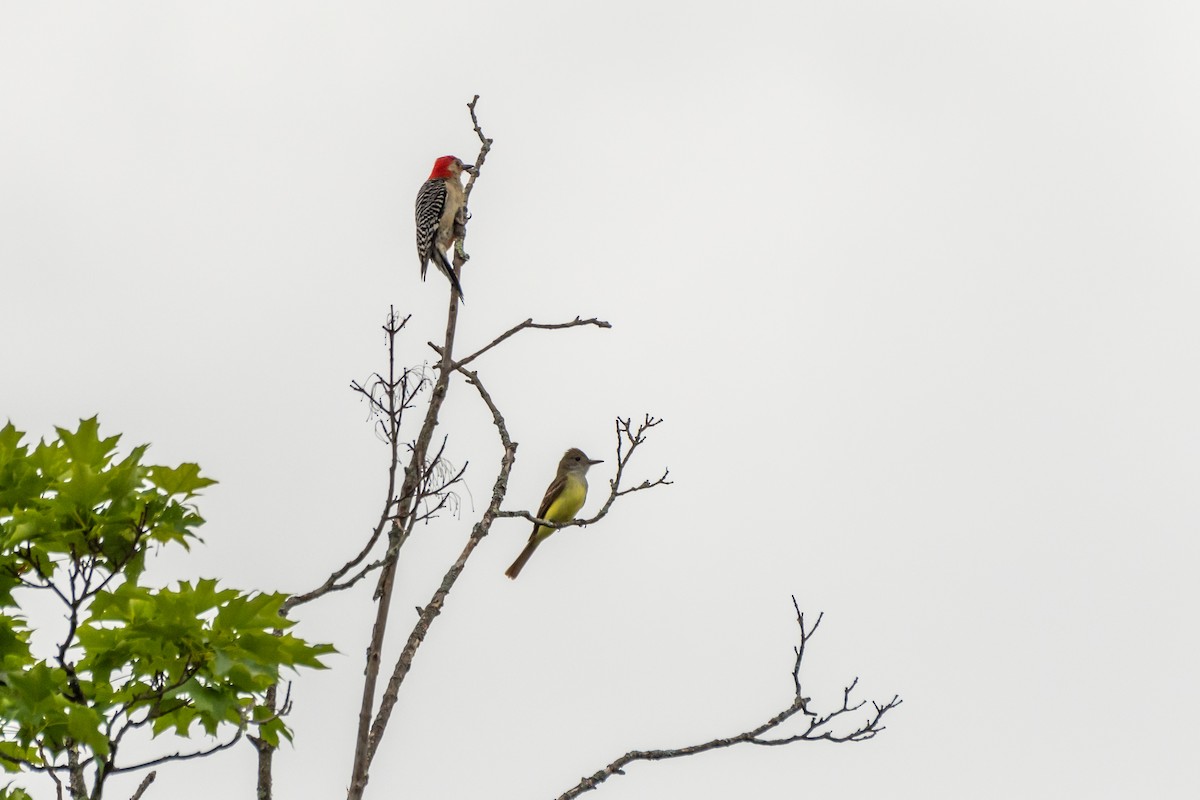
[450,95,493,278]
[462,95,492,204]
[39,742,63,799]
[286,310,417,613]
[128,770,156,800]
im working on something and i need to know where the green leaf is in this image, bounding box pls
[54,417,120,471]
[152,703,197,738]
[147,463,217,498]
[0,740,39,774]
[0,423,27,468]
[184,680,242,735]
[0,424,40,514]
[66,704,109,757]
[0,570,22,609]
[0,781,35,799]
[0,614,32,667]
[252,714,290,748]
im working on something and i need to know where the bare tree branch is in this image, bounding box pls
[554,598,902,799]
[365,365,516,763]
[38,742,64,799]
[429,316,612,371]
[106,728,244,774]
[463,95,492,201]
[128,770,156,800]
[285,310,421,613]
[450,94,492,281]
[67,742,84,800]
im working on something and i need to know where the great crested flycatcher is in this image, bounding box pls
[505,448,603,580]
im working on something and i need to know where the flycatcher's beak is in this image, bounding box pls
[588,458,604,465]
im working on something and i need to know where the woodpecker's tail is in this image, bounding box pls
[430,247,466,302]
[504,539,541,580]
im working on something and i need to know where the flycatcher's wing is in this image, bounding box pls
[531,474,567,538]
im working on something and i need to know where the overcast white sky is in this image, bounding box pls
[3,2,1199,798]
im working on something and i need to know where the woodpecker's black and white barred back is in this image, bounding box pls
[415,155,470,301]
[414,178,446,279]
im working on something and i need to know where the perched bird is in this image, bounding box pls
[505,448,604,580]
[415,155,472,300]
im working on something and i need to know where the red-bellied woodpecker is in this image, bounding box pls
[415,155,472,300]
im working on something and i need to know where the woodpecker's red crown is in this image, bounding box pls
[428,155,469,179]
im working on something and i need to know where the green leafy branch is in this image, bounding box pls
[0,418,333,799]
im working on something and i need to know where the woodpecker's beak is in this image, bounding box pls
[463,164,477,175]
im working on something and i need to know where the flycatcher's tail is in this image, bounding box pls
[431,247,466,301]
[505,539,540,580]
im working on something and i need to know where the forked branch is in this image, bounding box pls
[364,365,517,763]
[555,598,902,799]
[284,309,422,613]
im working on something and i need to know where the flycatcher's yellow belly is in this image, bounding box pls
[534,475,588,542]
